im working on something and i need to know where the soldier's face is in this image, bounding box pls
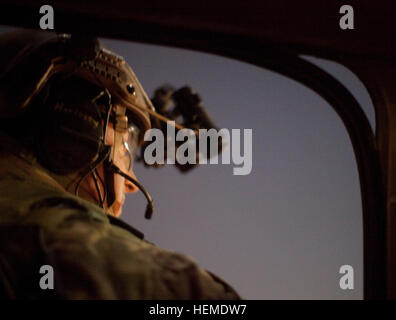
[105,122,139,217]
[80,121,138,217]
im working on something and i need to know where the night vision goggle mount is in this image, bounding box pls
[143,85,224,172]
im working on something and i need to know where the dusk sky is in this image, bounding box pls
[0,25,376,299]
[101,37,374,299]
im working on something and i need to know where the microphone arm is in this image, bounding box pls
[107,163,154,219]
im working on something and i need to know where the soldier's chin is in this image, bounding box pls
[108,202,123,218]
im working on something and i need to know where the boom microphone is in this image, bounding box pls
[108,163,154,219]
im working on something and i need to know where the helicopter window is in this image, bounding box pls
[103,38,372,299]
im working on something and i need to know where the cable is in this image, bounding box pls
[95,167,107,206]
[91,170,104,208]
[74,146,111,198]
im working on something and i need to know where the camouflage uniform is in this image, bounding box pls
[0,139,240,299]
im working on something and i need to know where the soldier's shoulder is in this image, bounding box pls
[37,206,240,299]
[0,183,240,299]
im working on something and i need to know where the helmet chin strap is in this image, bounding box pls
[103,160,154,219]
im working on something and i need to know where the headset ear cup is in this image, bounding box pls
[37,124,101,175]
[35,76,105,175]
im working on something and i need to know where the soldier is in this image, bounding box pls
[0,29,240,299]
